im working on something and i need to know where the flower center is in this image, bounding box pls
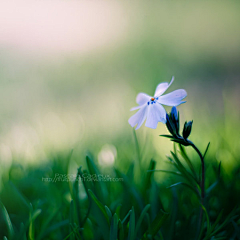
[148,97,158,105]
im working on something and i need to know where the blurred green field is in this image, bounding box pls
[0,1,240,239]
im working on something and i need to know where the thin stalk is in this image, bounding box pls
[188,140,205,239]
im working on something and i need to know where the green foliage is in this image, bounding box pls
[0,136,240,240]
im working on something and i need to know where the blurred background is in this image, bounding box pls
[0,0,240,182]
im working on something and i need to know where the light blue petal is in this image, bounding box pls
[155,103,167,123]
[128,104,148,129]
[136,93,151,105]
[145,103,166,129]
[145,104,158,129]
[130,106,142,111]
[157,89,187,106]
[154,76,174,97]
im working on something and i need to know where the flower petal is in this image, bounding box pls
[155,103,167,123]
[157,89,187,106]
[145,103,166,129]
[130,106,142,111]
[128,104,148,129]
[154,76,174,97]
[145,104,158,129]
[136,93,151,105]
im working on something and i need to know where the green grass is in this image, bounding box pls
[0,131,239,239]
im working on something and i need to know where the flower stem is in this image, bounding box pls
[188,140,205,238]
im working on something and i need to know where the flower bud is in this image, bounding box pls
[166,107,179,137]
[183,121,193,139]
[170,107,180,136]
[166,114,176,136]
[170,106,178,120]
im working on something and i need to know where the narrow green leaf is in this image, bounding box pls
[86,156,108,203]
[173,142,177,156]
[148,209,169,237]
[63,231,74,240]
[178,144,198,180]
[128,207,135,240]
[18,207,42,240]
[159,135,174,139]
[200,204,210,233]
[231,221,240,240]
[105,205,112,220]
[165,188,178,240]
[88,189,110,225]
[167,182,200,198]
[67,149,74,197]
[70,223,82,240]
[115,169,144,210]
[29,209,42,240]
[206,209,223,237]
[19,223,27,240]
[203,142,210,160]
[170,151,199,186]
[73,172,82,227]
[210,237,227,240]
[206,181,219,196]
[41,220,69,238]
[118,220,124,240]
[115,204,122,218]
[144,159,156,191]
[69,200,75,240]
[0,201,14,240]
[8,182,30,210]
[135,204,151,238]
[147,169,182,176]
[36,208,59,240]
[197,214,205,240]
[110,213,118,240]
[77,167,92,227]
[145,213,151,231]
[122,210,132,224]
[31,209,42,222]
[211,207,239,236]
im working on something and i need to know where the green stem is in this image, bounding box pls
[188,140,205,239]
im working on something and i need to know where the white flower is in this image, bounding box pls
[128,77,187,130]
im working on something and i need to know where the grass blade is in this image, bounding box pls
[105,205,112,220]
[148,209,169,237]
[178,144,198,180]
[203,142,210,160]
[69,200,75,240]
[170,151,199,186]
[115,169,144,210]
[42,220,69,238]
[110,213,118,240]
[121,209,132,224]
[148,169,182,176]
[29,208,42,240]
[135,204,151,238]
[167,182,200,198]
[88,189,110,225]
[86,156,108,203]
[118,220,124,240]
[144,159,156,191]
[0,201,14,240]
[36,208,59,240]
[128,207,135,240]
